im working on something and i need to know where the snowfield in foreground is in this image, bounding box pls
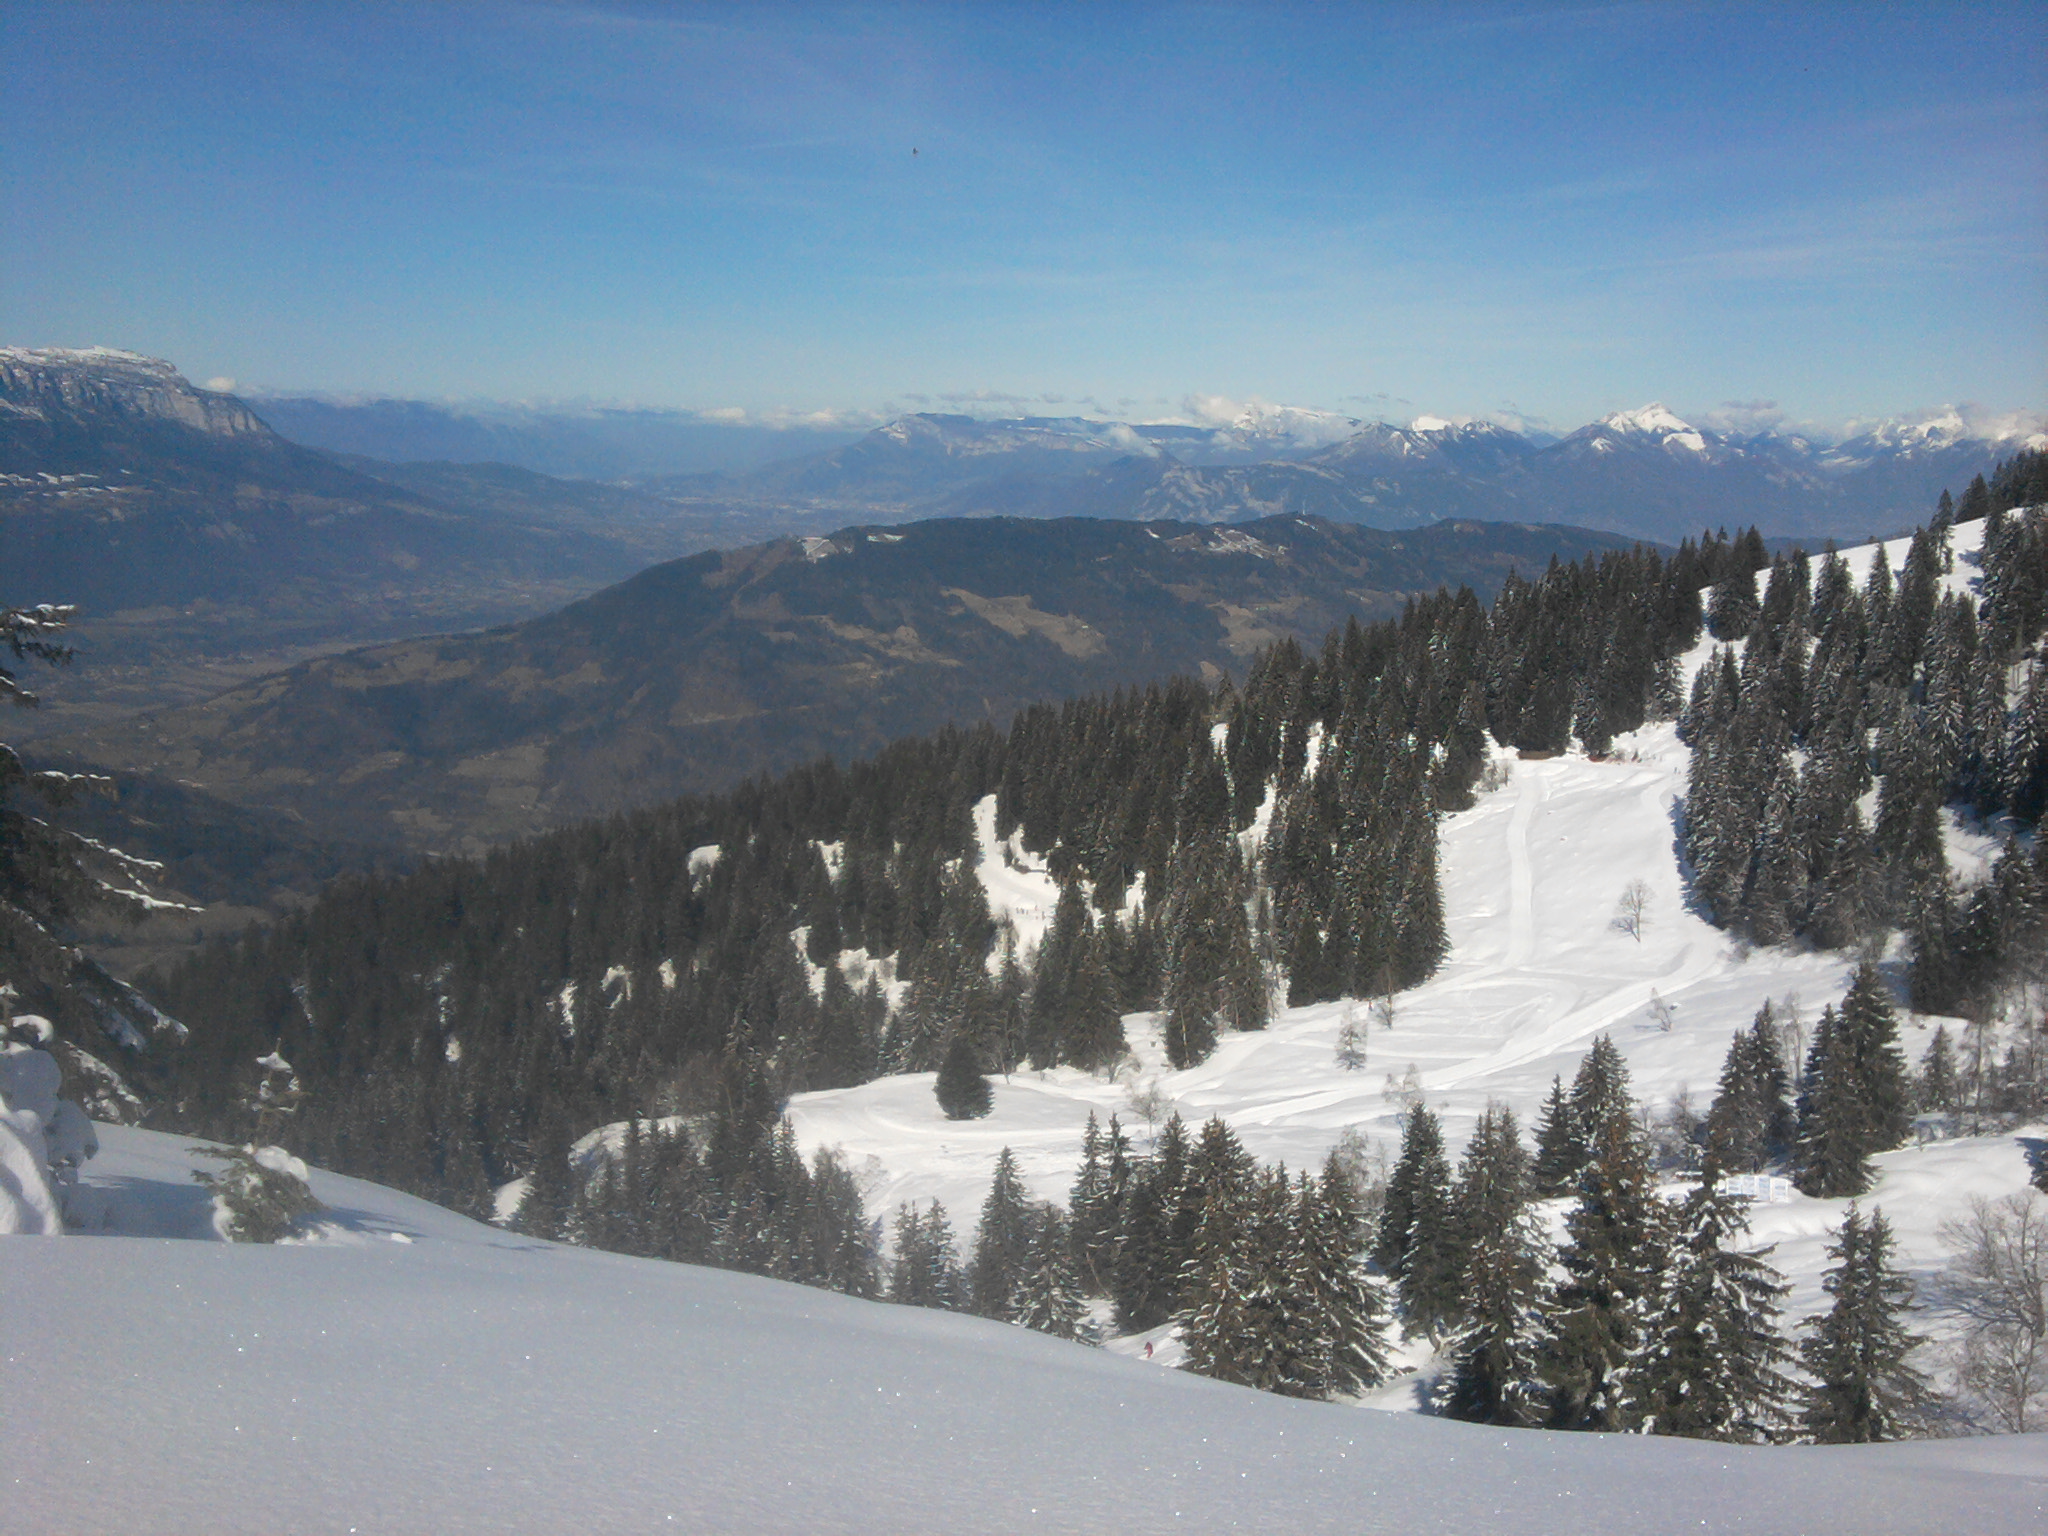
[6,1126,2044,1536]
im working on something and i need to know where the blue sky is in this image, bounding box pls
[4,0,2043,432]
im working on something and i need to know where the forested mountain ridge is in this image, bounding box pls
[26,454,2047,1446]
[50,513,1634,851]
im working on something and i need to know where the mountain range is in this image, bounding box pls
[263,386,2044,545]
[641,403,2042,545]
[0,349,844,734]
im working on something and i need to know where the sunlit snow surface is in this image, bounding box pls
[6,1127,2043,1535]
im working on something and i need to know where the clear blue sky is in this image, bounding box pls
[4,0,2043,431]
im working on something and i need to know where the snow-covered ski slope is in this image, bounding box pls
[784,515,2038,1346]
[790,726,2035,1319]
[10,1126,2044,1536]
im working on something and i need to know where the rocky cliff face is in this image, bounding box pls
[0,348,271,457]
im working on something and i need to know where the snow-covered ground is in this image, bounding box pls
[789,723,2038,1352]
[783,518,2036,1376]
[7,1124,2043,1535]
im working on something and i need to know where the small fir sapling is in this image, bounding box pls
[192,1050,324,1242]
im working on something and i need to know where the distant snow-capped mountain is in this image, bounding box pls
[628,400,2042,542]
[17,347,2038,544]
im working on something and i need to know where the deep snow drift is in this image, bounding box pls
[6,1125,2044,1536]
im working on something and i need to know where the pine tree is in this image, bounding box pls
[514,1109,577,1242]
[1443,1200,1548,1426]
[1568,1035,1634,1169]
[1,602,187,1079]
[1530,1075,1581,1198]
[1178,1168,1323,1397]
[1795,965,1912,1197]
[1441,1104,1545,1424]
[1060,929,1127,1071]
[1630,1170,1794,1442]
[1540,1088,1668,1431]
[1009,1207,1100,1343]
[934,1031,993,1120]
[887,1199,963,1309]
[1372,1102,1444,1279]
[1704,1005,1796,1173]
[1451,1103,1531,1282]
[1797,1206,1932,1443]
[1707,565,1760,642]
[1917,1025,1959,1116]
[1395,1112,1464,1342]
[1298,1153,1392,1396]
[971,1147,1036,1319]
[1109,1114,1188,1331]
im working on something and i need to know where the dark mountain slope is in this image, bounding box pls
[54,513,1633,850]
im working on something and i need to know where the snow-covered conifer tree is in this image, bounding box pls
[1797,1206,1931,1442]
[1540,1084,1668,1431]
[1631,1170,1794,1442]
[1009,1208,1099,1344]
[971,1146,1036,1319]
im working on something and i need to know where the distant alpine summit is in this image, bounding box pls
[621,400,2038,544]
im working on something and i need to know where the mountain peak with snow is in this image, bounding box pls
[1600,402,1698,436]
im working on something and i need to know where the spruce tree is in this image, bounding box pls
[934,1031,993,1120]
[1704,1005,1796,1173]
[1299,1152,1392,1396]
[889,1199,963,1309]
[1794,1005,1870,1197]
[1443,1199,1548,1426]
[1568,1035,1635,1169]
[1530,1076,1581,1198]
[1395,1113,1464,1342]
[1372,1102,1444,1279]
[1797,1206,1931,1443]
[1178,1168,1323,1397]
[1060,930,1128,1071]
[1795,965,1912,1197]
[1630,1170,1794,1442]
[971,1147,1036,1319]
[1917,1025,1958,1116]
[1009,1207,1099,1343]
[1540,1087,1668,1431]
[1109,1114,1188,1331]
[1442,1105,1545,1425]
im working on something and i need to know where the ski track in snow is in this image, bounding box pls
[787,714,2041,1407]
[1502,762,1539,968]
